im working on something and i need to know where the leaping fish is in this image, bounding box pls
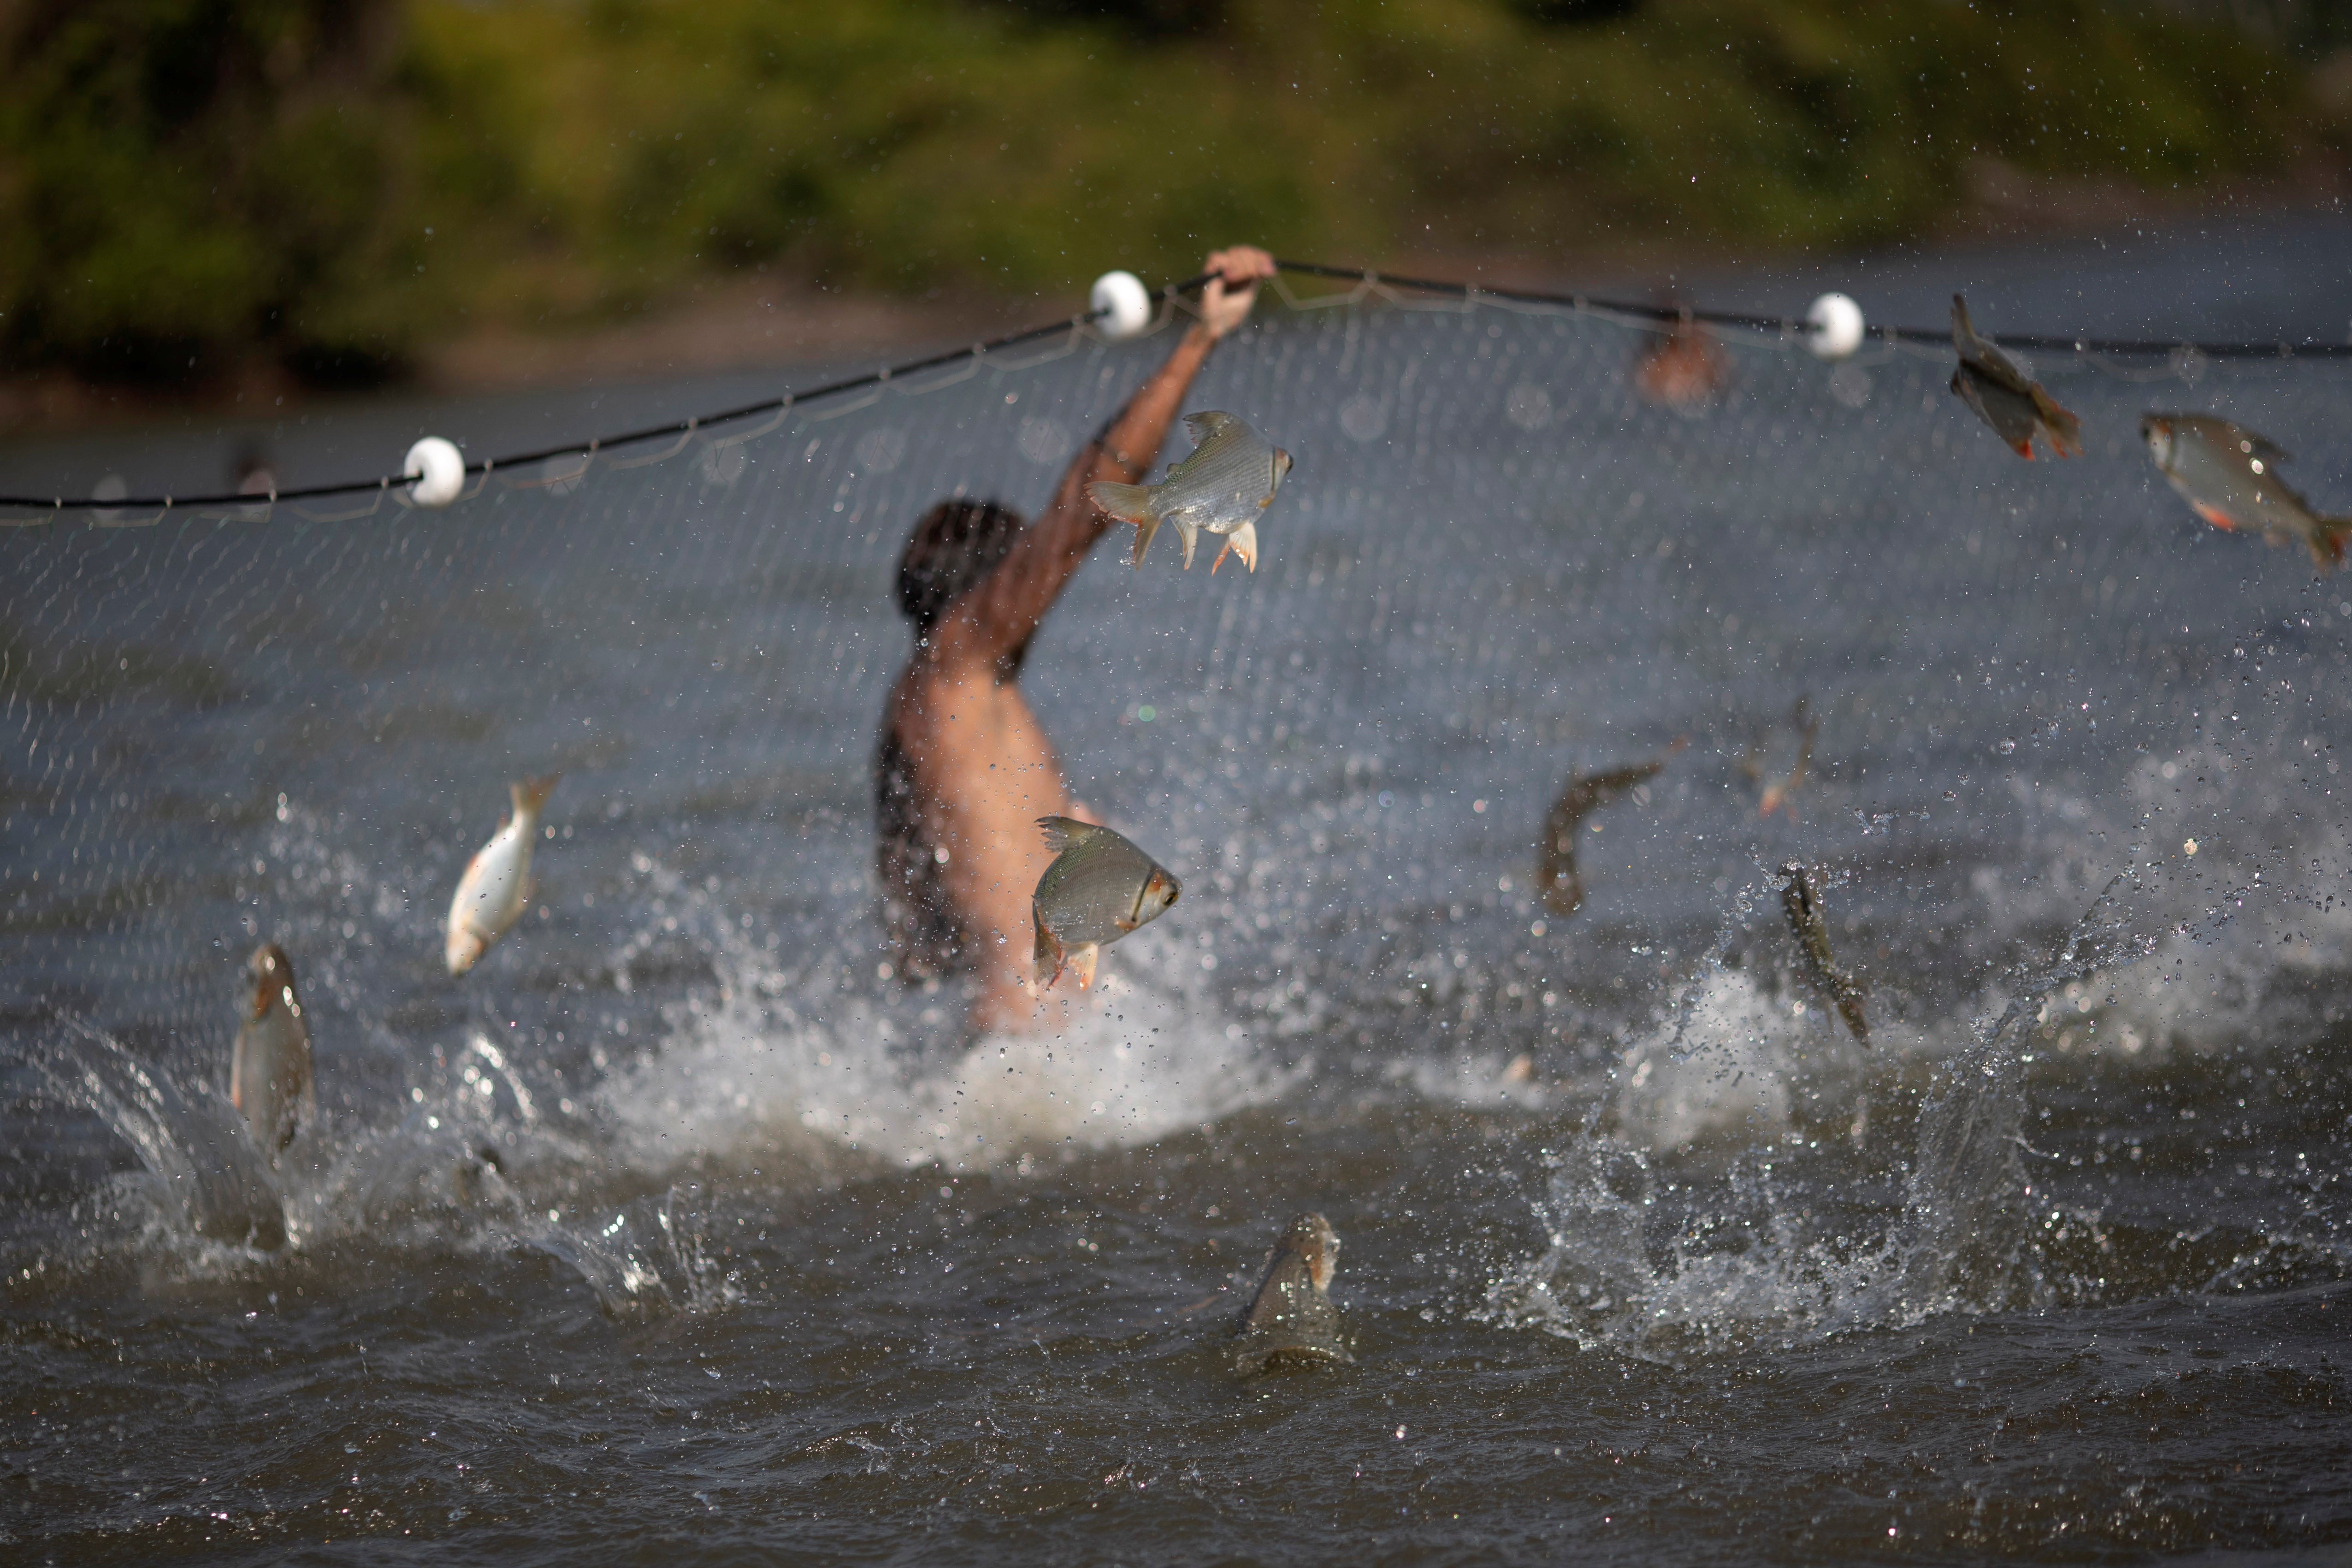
[446,775,560,976]
[1741,696,1819,820]
[231,942,316,1160]
[1949,295,2082,460]
[1781,864,1869,1047]
[1030,817,1180,991]
[2141,413,2352,574]
[1633,311,1729,411]
[1234,1212,1353,1374]
[1536,739,1686,918]
[1087,411,1292,574]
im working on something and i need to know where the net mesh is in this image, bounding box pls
[4,292,2348,1276]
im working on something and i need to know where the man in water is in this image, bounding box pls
[878,245,1275,1032]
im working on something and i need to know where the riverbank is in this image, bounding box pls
[6,160,2346,444]
[6,0,2341,435]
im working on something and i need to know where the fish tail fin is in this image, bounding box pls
[2316,521,2352,572]
[1088,481,1161,567]
[1068,943,1100,990]
[1539,871,1584,919]
[1036,815,1100,852]
[1088,480,1157,524]
[446,928,486,977]
[1033,904,1064,989]
[1170,515,1200,570]
[1211,521,1258,575]
[511,774,560,817]
[1087,480,1157,522]
[2031,388,2084,456]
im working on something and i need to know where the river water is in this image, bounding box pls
[4,215,2351,1561]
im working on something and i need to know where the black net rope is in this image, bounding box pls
[5,257,2347,518]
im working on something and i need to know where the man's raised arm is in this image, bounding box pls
[934,247,1276,672]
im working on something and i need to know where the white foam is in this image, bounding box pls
[1381,1050,1557,1110]
[2025,754,2352,1059]
[1613,965,1802,1152]
[594,925,1295,1175]
[1483,1132,1910,1359]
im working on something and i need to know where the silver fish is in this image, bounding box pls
[230,942,316,1159]
[447,775,559,976]
[1029,817,1179,991]
[1087,410,1292,574]
[1235,1212,1353,1374]
[1536,741,1683,918]
[1781,864,1869,1047]
[1950,295,2082,460]
[2142,413,2350,574]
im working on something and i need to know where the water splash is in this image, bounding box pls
[1488,875,2172,1355]
[516,1184,738,1322]
[595,920,1297,1175]
[1612,964,1801,1152]
[1897,873,2153,1314]
[18,1012,289,1251]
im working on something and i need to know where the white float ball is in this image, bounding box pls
[1089,270,1152,342]
[1805,292,1866,361]
[403,436,465,508]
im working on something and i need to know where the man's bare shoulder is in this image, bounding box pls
[890,646,972,716]
[888,650,1025,752]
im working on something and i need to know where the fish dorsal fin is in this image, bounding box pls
[1949,294,1980,353]
[1183,410,1238,446]
[1951,295,2024,380]
[2245,430,2292,464]
[1037,816,1101,853]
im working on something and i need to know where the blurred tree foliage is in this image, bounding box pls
[0,0,2318,387]
[0,0,438,384]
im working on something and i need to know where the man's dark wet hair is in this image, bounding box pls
[896,498,1025,634]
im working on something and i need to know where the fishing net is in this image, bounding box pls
[4,278,2348,1327]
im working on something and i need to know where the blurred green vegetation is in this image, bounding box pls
[0,0,2326,388]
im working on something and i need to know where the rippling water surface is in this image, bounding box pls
[4,218,2351,1562]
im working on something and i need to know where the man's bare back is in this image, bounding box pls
[878,247,1275,1033]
